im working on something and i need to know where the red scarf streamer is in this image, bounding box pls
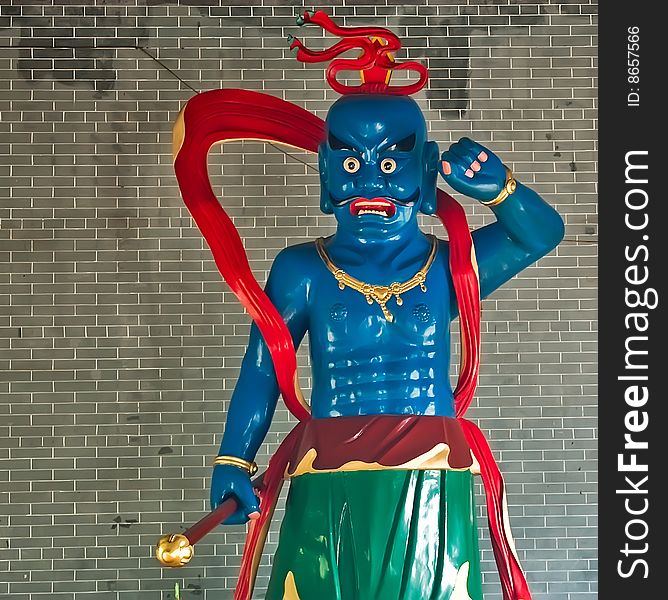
[174,88,532,600]
[172,89,321,422]
[436,191,532,600]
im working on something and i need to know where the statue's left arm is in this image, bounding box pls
[439,137,565,300]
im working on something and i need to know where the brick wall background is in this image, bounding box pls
[0,1,597,598]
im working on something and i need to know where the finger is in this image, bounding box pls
[439,152,466,182]
[449,146,479,179]
[223,508,250,526]
[448,144,476,179]
[221,494,253,525]
[234,480,261,518]
[449,141,479,167]
[440,150,468,180]
[458,136,486,156]
[458,137,491,164]
[441,160,452,175]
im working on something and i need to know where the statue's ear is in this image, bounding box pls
[318,145,334,214]
[420,140,440,215]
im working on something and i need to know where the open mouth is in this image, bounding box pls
[350,197,397,218]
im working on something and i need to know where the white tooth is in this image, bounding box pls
[357,209,389,216]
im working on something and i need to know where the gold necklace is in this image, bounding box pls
[315,235,438,323]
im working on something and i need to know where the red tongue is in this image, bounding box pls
[350,197,396,217]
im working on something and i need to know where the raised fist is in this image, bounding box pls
[438,137,508,203]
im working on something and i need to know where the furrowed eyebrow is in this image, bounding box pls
[383,133,416,152]
[328,132,357,151]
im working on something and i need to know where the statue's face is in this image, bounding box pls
[319,95,438,240]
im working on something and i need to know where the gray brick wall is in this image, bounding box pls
[0,1,597,598]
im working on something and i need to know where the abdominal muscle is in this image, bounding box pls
[305,264,455,419]
[309,347,456,418]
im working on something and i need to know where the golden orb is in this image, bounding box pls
[155,533,194,567]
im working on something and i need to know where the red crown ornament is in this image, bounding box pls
[288,10,429,95]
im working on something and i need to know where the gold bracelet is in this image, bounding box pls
[481,166,517,207]
[213,455,259,476]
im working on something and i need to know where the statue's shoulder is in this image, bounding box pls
[434,235,449,251]
[266,240,322,300]
[431,234,451,271]
[272,240,321,270]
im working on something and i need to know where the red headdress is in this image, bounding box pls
[172,11,531,600]
[288,9,428,95]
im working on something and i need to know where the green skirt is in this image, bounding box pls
[265,469,482,600]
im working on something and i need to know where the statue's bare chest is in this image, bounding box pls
[308,268,451,362]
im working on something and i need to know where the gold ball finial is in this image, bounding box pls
[156,533,194,568]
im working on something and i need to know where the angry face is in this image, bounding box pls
[318,94,439,240]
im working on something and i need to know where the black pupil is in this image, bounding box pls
[347,161,355,169]
[383,161,392,171]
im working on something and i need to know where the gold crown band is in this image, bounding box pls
[213,455,259,476]
[480,166,517,207]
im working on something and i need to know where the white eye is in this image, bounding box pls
[380,158,397,174]
[343,157,361,173]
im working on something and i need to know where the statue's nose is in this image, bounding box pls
[360,171,385,194]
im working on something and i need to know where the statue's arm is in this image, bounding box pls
[439,137,565,302]
[471,182,564,299]
[210,247,309,521]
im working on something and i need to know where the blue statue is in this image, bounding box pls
[162,11,565,600]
